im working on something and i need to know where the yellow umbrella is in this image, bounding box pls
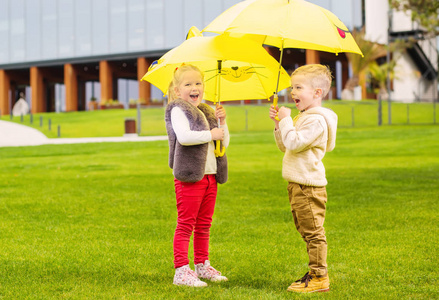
[142,27,291,156]
[142,29,291,103]
[202,0,363,107]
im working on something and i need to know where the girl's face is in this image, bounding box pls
[174,70,204,107]
[290,74,320,111]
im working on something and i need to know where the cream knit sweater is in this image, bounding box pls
[274,107,338,187]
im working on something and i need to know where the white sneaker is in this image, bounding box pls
[195,260,228,282]
[173,265,207,287]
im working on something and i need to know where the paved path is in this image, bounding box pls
[0,120,167,147]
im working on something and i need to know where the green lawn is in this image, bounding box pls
[1,124,438,299]
[3,100,438,138]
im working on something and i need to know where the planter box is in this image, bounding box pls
[88,101,98,111]
[100,104,124,110]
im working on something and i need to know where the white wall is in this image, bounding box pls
[392,49,437,103]
[392,9,415,32]
[393,53,421,103]
[365,0,388,44]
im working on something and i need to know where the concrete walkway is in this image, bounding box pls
[0,120,167,147]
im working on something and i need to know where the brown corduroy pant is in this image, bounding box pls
[287,182,328,276]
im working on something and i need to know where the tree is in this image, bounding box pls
[345,28,411,100]
[344,28,387,98]
[389,0,439,36]
[367,60,397,100]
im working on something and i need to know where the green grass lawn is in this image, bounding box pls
[1,124,438,299]
[3,100,438,138]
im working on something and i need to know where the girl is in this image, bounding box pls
[164,64,230,287]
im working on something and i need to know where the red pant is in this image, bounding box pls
[173,175,217,268]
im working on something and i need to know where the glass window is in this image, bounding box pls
[92,0,109,55]
[128,80,138,101]
[183,0,203,36]
[2,0,364,65]
[42,0,58,59]
[58,0,74,58]
[25,0,41,62]
[164,0,183,48]
[352,0,363,29]
[146,0,164,49]
[330,0,354,29]
[54,83,65,112]
[310,0,362,30]
[110,0,127,53]
[151,84,164,102]
[0,0,10,63]
[75,0,92,56]
[10,0,25,62]
[128,0,145,51]
[117,78,139,107]
[203,0,223,29]
[85,81,101,108]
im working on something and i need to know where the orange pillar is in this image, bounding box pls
[64,64,78,112]
[306,49,320,64]
[137,57,151,105]
[99,60,113,105]
[30,66,45,113]
[0,70,11,115]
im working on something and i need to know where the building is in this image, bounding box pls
[366,0,438,103]
[0,0,437,115]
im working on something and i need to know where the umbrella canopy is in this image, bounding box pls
[202,0,363,111]
[202,0,363,56]
[141,30,291,104]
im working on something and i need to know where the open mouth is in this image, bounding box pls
[294,99,300,104]
[190,95,199,101]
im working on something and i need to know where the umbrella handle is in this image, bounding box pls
[214,140,226,157]
[214,107,225,157]
[273,94,280,121]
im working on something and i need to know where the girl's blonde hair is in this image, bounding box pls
[291,64,333,97]
[172,64,204,91]
[167,81,175,102]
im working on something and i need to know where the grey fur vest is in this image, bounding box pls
[165,99,228,184]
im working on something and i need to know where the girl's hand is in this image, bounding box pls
[269,105,279,121]
[215,104,226,125]
[211,128,225,141]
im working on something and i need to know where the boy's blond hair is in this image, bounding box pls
[291,64,332,97]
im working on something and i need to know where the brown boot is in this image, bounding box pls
[287,271,329,293]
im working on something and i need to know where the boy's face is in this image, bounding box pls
[174,70,204,107]
[290,74,322,111]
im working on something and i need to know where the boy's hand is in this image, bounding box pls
[278,106,291,120]
[211,128,225,141]
[215,104,226,125]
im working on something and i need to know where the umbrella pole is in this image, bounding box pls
[217,60,222,108]
[273,40,285,109]
[275,40,285,95]
[215,60,225,157]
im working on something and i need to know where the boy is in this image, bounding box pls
[269,64,337,293]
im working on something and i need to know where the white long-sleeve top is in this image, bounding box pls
[171,106,230,175]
